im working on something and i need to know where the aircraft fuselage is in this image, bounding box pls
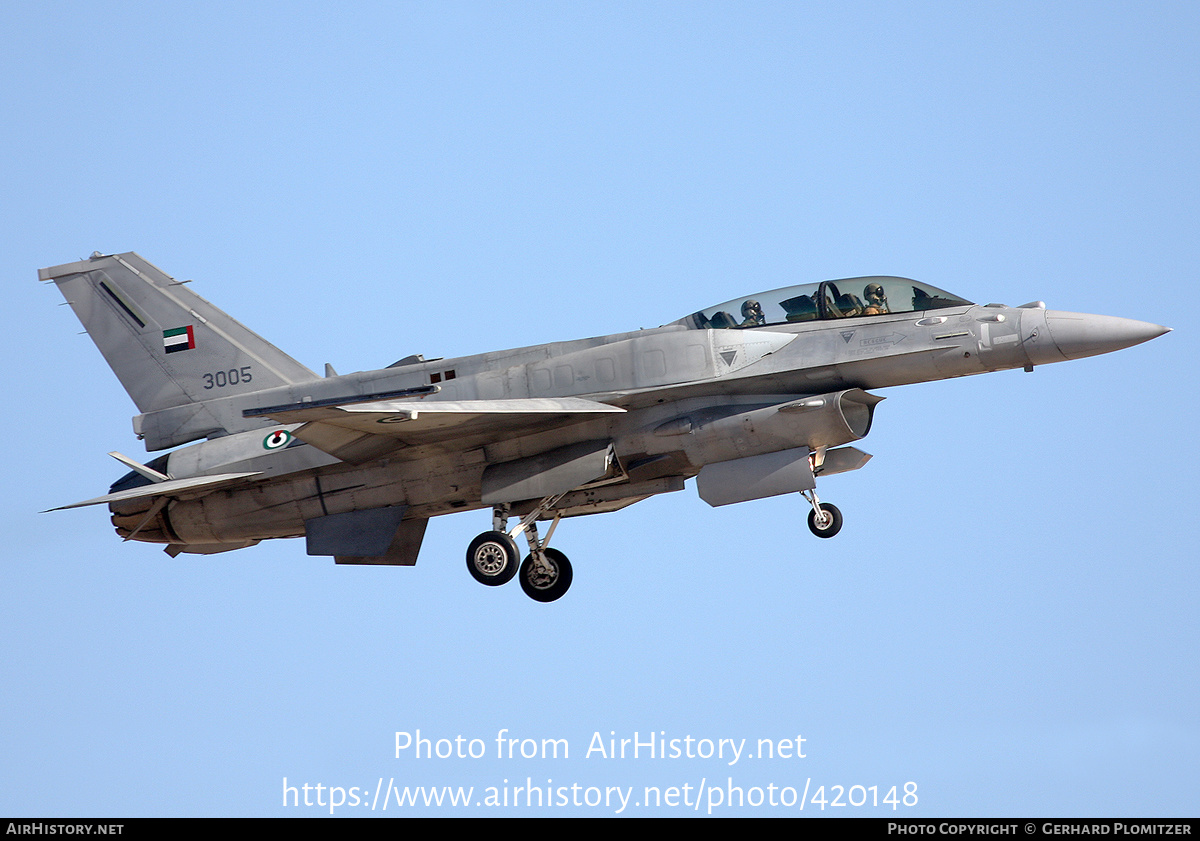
[132,300,1153,545]
[42,253,1167,601]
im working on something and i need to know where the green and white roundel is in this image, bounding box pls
[263,430,292,450]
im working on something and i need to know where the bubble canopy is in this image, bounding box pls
[676,277,973,330]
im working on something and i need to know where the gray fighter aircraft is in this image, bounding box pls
[43,252,1169,602]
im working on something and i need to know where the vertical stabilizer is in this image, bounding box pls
[40,251,319,425]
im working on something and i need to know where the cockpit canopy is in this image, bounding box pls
[676,276,972,330]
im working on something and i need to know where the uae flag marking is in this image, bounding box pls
[163,326,196,354]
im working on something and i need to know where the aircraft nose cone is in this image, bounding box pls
[1042,311,1170,360]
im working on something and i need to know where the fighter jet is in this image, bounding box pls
[42,252,1169,602]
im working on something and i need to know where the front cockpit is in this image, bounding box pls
[675,276,973,330]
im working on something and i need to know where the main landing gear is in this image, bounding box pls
[466,500,574,603]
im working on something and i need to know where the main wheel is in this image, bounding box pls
[519,548,573,603]
[466,531,520,586]
[807,502,843,538]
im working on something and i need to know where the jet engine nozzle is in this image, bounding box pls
[110,496,178,544]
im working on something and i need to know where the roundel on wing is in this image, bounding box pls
[263,430,292,450]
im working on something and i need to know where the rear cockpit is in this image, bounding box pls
[676,277,972,330]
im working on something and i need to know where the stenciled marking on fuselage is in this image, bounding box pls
[859,333,906,347]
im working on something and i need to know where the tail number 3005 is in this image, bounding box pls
[203,367,253,389]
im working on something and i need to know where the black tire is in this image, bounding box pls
[807,502,843,538]
[466,531,519,586]
[519,548,573,603]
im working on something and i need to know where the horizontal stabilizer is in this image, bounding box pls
[48,472,260,511]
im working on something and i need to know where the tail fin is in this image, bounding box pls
[41,252,319,445]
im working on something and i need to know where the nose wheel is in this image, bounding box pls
[802,491,843,538]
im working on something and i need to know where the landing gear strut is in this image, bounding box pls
[520,547,573,603]
[467,498,574,602]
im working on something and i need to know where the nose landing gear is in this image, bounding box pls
[802,490,843,538]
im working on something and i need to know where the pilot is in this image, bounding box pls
[862,283,889,315]
[740,299,765,327]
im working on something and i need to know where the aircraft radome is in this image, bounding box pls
[42,253,1170,602]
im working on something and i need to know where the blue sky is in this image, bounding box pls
[2,1,1196,817]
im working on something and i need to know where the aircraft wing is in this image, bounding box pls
[47,472,262,511]
[245,397,627,463]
